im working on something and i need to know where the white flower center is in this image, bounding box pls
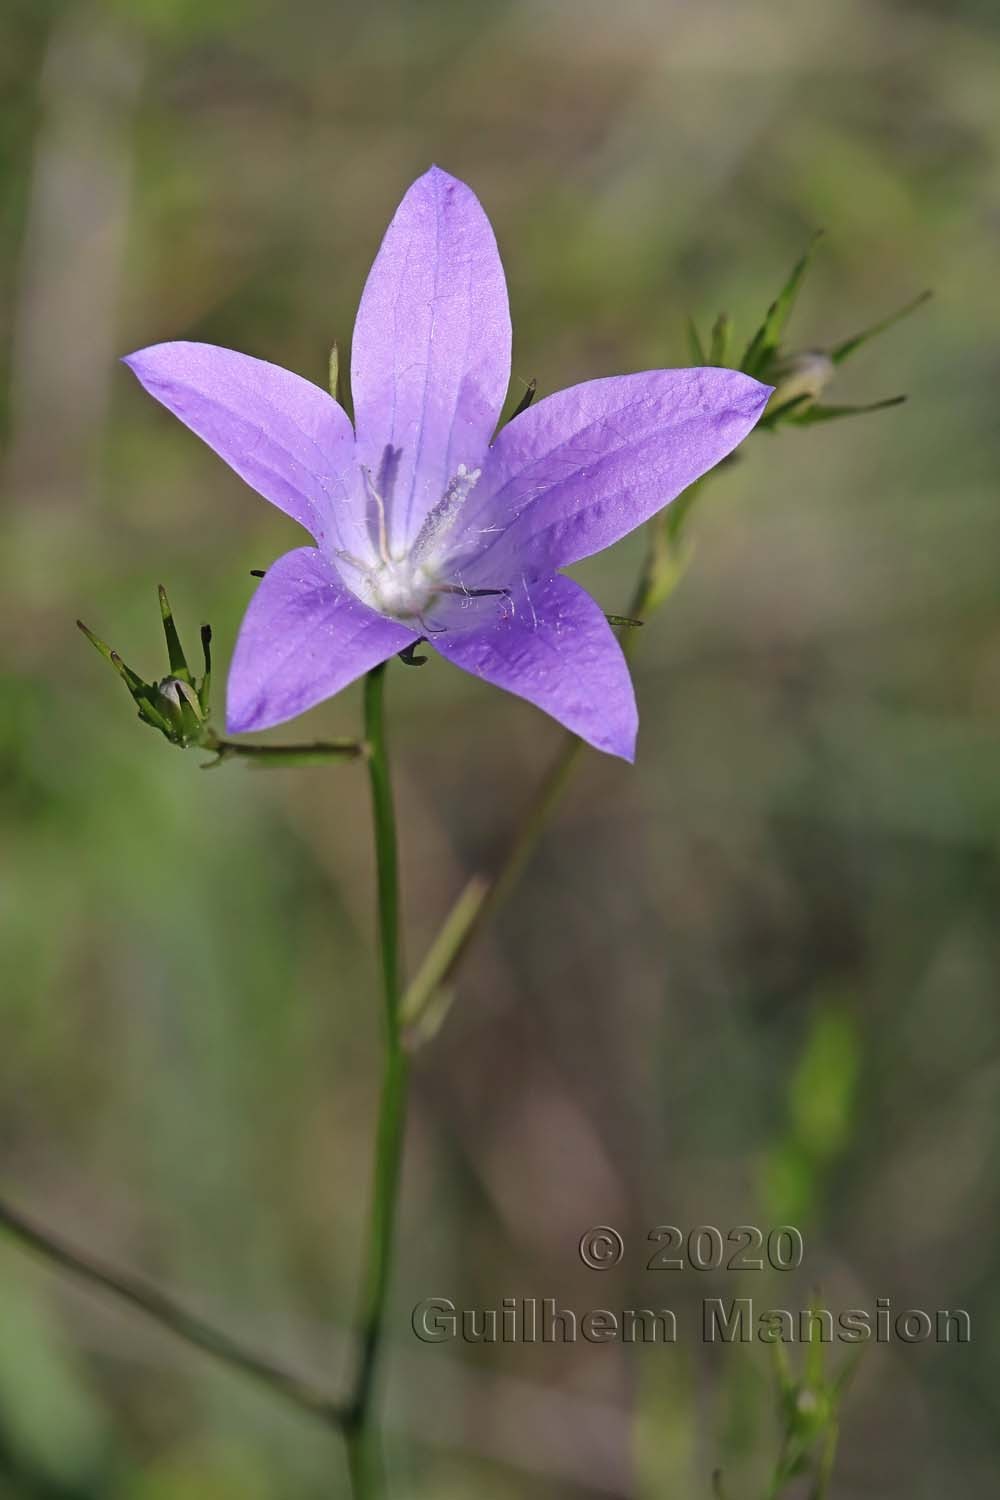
[337,462,492,628]
[367,555,440,621]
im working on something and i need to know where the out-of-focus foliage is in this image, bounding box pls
[2,0,999,1495]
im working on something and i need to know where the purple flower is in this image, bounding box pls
[124,168,771,761]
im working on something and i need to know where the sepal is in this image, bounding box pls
[78,586,214,750]
[685,240,929,432]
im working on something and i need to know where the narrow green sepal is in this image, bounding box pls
[158,585,192,682]
[76,617,113,662]
[829,289,932,366]
[133,692,176,737]
[198,624,212,716]
[759,392,813,430]
[789,394,906,425]
[739,230,823,378]
[605,614,643,629]
[77,620,146,695]
[79,588,214,751]
[509,378,537,422]
[329,341,340,401]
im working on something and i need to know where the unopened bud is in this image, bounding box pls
[78,587,214,750]
[769,349,835,411]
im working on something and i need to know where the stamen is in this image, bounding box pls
[362,467,392,564]
[523,574,538,628]
[335,549,370,575]
[438,584,510,599]
[410,463,481,563]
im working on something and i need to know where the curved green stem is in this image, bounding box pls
[400,488,699,1046]
[0,1196,347,1426]
[200,731,365,768]
[400,735,584,1043]
[345,663,409,1496]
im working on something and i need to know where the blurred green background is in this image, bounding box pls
[2,0,999,1494]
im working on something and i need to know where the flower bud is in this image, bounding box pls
[78,587,213,750]
[769,349,836,412]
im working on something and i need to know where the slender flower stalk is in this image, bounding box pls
[200,731,365,768]
[345,663,409,1496]
[0,1196,347,1426]
[401,477,700,1044]
[401,735,584,1044]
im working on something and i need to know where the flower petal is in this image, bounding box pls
[351,166,511,552]
[434,574,637,761]
[462,368,772,576]
[226,548,416,733]
[124,342,357,550]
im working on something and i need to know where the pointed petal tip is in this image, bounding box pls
[407,163,483,208]
[120,344,170,382]
[575,707,638,764]
[425,162,462,187]
[596,713,638,764]
[737,372,776,409]
[121,343,161,369]
[619,735,638,766]
[600,737,637,765]
[399,164,480,210]
[725,371,775,422]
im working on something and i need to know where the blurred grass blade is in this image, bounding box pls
[686,315,707,364]
[832,1346,865,1400]
[791,395,906,424]
[740,231,823,377]
[708,312,732,366]
[158,585,191,682]
[810,1421,840,1500]
[830,289,932,365]
[805,1294,827,1387]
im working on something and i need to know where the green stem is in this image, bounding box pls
[400,490,699,1045]
[201,732,365,768]
[0,1195,346,1426]
[400,735,584,1042]
[345,663,409,1496]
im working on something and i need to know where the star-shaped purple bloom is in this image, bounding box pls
[125,167,771,761]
